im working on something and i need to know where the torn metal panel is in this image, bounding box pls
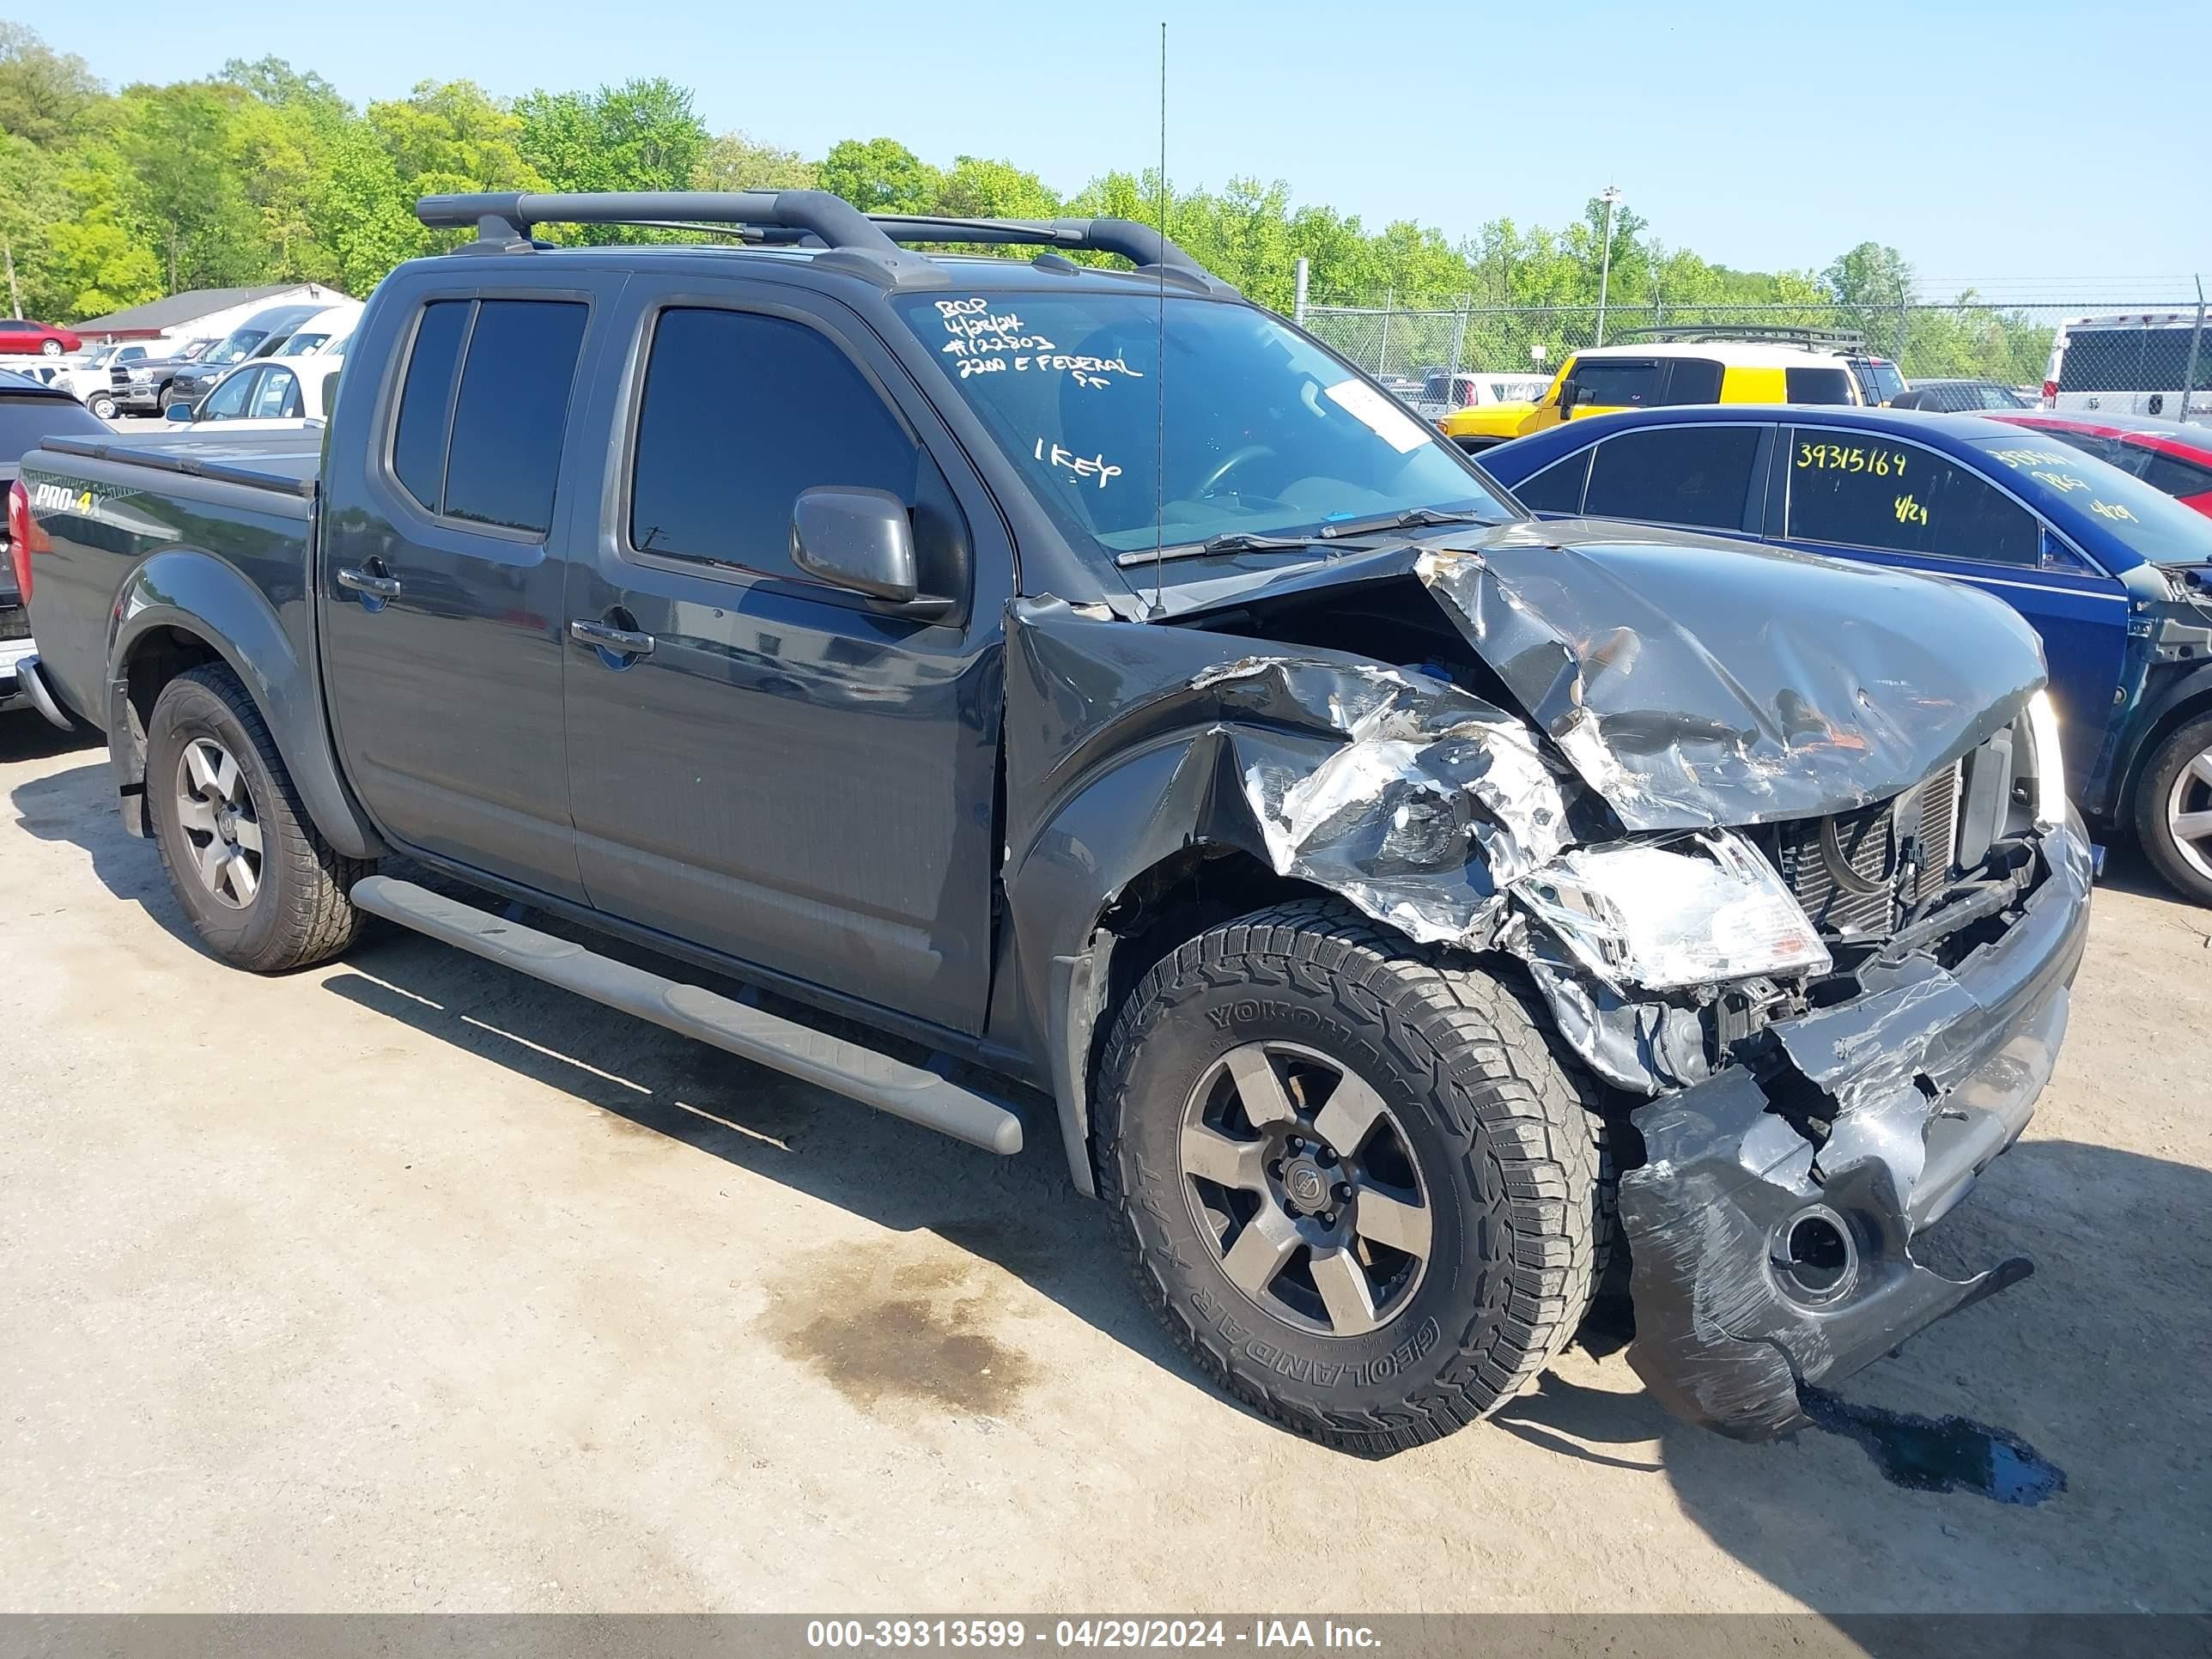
[1504,915,1710,1097]
[1617,818,2092,1439]
[1411,524,2051,830]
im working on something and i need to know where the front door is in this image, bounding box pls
[559,289,1008,1034]
[320,289,601,901]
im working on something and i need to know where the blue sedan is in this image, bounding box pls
[1474,404,2212,902]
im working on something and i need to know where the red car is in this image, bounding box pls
[0,318,82,357]
[1986,410,2212,517]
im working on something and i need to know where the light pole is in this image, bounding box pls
[1594,185,1623,347]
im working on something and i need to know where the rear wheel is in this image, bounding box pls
[146,665,370,971]
[1095,899,1601,1455]
[2134,714,2212,905]
[40,338,63,356]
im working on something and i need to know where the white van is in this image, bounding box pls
[2043,311,2210,427]
[269,301,363,361]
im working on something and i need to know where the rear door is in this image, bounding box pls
[319,283,608,901]
[1774,424,2130,780]
[557,281,1011,1034]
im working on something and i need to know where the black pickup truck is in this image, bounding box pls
[13,191,2092,1450]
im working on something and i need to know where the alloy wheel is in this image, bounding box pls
[173,736,264,908]
[1178,1041,1432,1338]
[2166,743,2212,884]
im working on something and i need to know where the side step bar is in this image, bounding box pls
[349,876,1023,1156]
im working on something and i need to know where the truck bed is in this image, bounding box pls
[40,430,325,498]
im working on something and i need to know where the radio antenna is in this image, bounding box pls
[1149,19,1168,615]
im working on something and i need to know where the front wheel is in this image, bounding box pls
[89,393,118,420]
[1095,900,1602,1455]
[2134,714,2212,905]
[145,665,372,971]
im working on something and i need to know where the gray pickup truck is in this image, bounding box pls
[13,191,2092,1451]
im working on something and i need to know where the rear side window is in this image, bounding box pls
[1662,359,1723,404]
[1786,432,2040,565]
[1584,425,1762,531]
[1785,367,1856,405]
[628,307,920,583]
[2139,450,2212,501]
[390,299,588,536]
[392,301,470,510]
[1510,448,1592,514]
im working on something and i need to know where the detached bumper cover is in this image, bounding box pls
[1620,822,2093,1439]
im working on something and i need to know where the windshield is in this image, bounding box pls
[893,290,1516,558]
[277,331,331,357]
[1969,431,2212,565]
[205,329,270,367]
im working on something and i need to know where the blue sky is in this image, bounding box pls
[53,0,2212,290]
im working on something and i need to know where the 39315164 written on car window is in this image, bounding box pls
[1785,434,2040,565]
[890,292,1515,557]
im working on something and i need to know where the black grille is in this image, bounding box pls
[0,603,28,642]
[1767,764,1960,939]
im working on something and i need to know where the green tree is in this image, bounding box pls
[516,78,708,242]
[113,82,263,292]
[0,22,100,145]
[819,137,940,213]
[693,130,817,192]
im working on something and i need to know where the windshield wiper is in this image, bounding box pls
[1112,532,1334,568]
[1319,506,1500,538]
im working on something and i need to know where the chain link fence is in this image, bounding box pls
[1297,296,2212,422]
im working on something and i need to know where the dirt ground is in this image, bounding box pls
[2,716,2207,1617]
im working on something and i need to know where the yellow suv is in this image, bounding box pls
[1440,329,1905,452]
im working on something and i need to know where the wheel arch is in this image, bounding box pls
[107,552,384,860]
[2112,664,2212,826]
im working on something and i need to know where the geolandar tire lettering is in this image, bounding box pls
[1093,897,1603,1455]
[145,664,372,973]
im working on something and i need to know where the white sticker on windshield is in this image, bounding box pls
[1324,379,1431,453]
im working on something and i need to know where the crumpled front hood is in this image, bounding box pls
[1178,521,2049,832]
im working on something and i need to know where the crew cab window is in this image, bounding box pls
[1584,425,1762,531]
[1786,431,2041,565]
[389,298,588,536]
[252,368,301,419]
[1510,449,1592,514]
[628,307,920,583]
[1785,366,1856,404]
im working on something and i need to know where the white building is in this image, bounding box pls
[70,283,354,348]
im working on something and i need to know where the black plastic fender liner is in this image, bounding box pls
[350,877,1024,1157]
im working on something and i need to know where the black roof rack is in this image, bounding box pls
[1608,324,1873,353]
[412,191,1234,295]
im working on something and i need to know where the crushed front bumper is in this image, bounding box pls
[1620,820,2093,1439]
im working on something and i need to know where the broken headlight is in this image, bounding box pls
[1516,830,1833,991]
[2025,690,2065,831]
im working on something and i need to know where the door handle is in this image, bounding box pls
[570,617,656,657]
[336,564,401,599]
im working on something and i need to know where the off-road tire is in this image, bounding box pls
[1094,899,1602,1455]
[2133,714,2212,906]
[147,665,370,971]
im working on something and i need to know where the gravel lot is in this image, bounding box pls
[3,715,2207,1616]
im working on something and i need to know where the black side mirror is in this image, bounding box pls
[164,403,195,423]
[319,373,341,419]
[791,486,951,619]
[1556,380,1579,413]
